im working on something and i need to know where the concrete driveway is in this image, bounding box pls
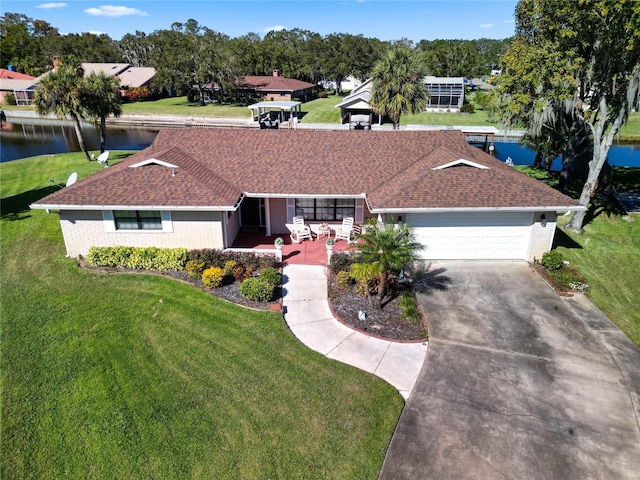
[380,261,640,480]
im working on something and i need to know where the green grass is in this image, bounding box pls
[516,165,640,347]
[299,95,343,123]
[1,153,403,479]
[121,96,251,118]
[555,213,640,346]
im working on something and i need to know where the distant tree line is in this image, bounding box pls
[1,12,510,97]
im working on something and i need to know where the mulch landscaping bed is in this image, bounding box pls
[328,275,427,342]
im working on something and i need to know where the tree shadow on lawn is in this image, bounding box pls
[553,227,583,250]
[583,194,627,226]
[1,186,59,221]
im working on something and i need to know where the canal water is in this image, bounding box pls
[1,118,639,168]
[0,119,158,163]
[493,141,640,170]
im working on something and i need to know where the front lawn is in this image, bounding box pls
[0,153,403,479]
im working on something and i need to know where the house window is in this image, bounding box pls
[114,210,162,230]
[295,199,355,221]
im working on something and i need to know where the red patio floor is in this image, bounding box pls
[231,230,351,265]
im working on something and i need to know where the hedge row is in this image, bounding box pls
[87,247,188,271]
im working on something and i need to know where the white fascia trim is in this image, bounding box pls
[129,158,179,168]
[30,204,236,211]
[432,159,489,170]
[370,205,587,214]
[243,192,368,199]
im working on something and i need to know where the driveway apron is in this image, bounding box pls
[379,261,640,480]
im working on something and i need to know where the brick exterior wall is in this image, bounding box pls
[59,210,225,258]
[527,211,557,262]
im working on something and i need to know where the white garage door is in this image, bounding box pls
[407,212,532,260]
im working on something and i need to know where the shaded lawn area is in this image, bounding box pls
[1,154,403,479]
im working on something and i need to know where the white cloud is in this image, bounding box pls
[84,5,148,17]
[505,19,515,24]
[480,23,493,29]
[87,30,106,35]
[37,3,67,8]
[262,25,286,33]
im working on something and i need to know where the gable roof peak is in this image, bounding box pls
[432,158,490,170]
[129,158,179,169]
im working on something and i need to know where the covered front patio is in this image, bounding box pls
[231,229,351,266]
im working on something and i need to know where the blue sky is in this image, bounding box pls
[2,0,517,42]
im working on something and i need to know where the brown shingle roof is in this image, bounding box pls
[32,129,579,211]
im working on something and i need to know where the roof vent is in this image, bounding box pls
[432,159,489,170]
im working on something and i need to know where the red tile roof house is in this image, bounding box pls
[30,129,583,262]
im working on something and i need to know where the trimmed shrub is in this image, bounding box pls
[240,277,275,302]
[460,103,475,114]
[186,260,205,279]
[87,246,187,270]
[330,252,362,275]
[223,260,238,276]
[188,249,227,268]
[540,250,564,271]
[202,267,225,288]
[257,254,280,270]
[231,266,243,281]
[243,267,253,280]
[260,267,282,286]
[336,270,353,290]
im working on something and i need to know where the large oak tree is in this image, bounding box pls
[498,0,640,232]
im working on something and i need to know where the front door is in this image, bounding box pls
[240,197,264,230]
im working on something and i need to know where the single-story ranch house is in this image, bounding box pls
[31,129,583,261]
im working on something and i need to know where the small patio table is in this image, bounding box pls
[312,224,332,240]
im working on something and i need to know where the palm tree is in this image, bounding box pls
[370,47,429,130]
[83,72,123,153]
[353,219,423,310]
[34,59,91,161]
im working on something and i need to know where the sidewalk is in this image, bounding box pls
[282,264,427,400]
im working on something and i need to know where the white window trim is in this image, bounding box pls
[103,210,173,233]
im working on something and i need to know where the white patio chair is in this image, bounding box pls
[334,217,355,242]
[290,216,312,243]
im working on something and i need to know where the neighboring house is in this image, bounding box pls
[319,75,364,92]
[80,62,156,92]
[193,70,317,104]
[0,69,38,105]
[239,70,316,102]
[423,76,465,111]
[14,58,157,105]
[337,76,466,124]
[31,129,582,262]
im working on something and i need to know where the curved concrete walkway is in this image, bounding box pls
[282,264,427,400]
